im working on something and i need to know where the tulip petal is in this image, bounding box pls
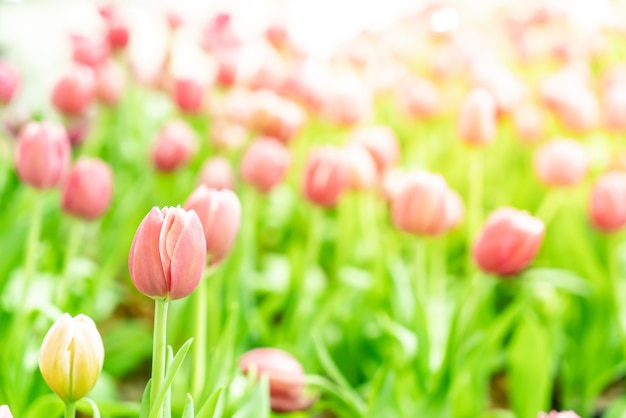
[168,210,206,300]
[129,207,168,299]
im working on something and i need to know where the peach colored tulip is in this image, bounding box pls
[513,103,544,144]
[0,405,12,418]
[173,77,204,114]
[152,121,197,172]
[96,62,124,106]
[240,137,291,193]
[553,86,599,133]
[52,65,96,116]
[209,120,248,151]
[15,122,70,189]
[239,348,313,413]
[0,61,19,105]
[392,172,464,236]
[350,125,400,173]
[604,83,626,132]
[236,43,285,92]
[381,168,410,201]
[280,63,327,112]
[199,157,236,191]
[341,143,378,191]
[458,88,497,147]
[62,158,113,220]
[184,186,241,265]
[129,207,207,300]
[533,138,588,188]
[303,146,348,207]
[246,91,304,144]
[70,34,109,69]
[320,74,373,126]
[538,412,580,418]
[473,207,545,276]
[589,172,626,233]
[39,313,104,403]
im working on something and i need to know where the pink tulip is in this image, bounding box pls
[166,10,183,30]
[350,125,400,173]
[184,186,241,265]
[128,207,206,300]
[236,43,285,92]
[458,88,497,147]
[70,34,109,69]
[246,91,304,144]
[62,158,113,220]
[533,138,588,188]
[320,74,373,126]
[152,121,197,172]
[513,103,544,144]
[15,122,71,189]
[473,207,545,276]
[303,147,348,207]
[209,120,248,151]
[0,61,19,105]
[200,12,241,53]
[381,168,410,201]
[96,62,124,106]
[106,13,130,50]
[538,411,580,418]
[280,64,326,112]
[392,172,464,236]
[173,78,204,114]
[341,143,378,191]
[395,76,440,119]
[199,157,235,191]
[604,83,626,132]
[240,137,291,193]
[52,65,96,116]
[589,171,626,233]
[553,86,599,133]
[239,348,313,413]
[0,405,12,418]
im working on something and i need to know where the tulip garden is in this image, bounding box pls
[3,1,626,417]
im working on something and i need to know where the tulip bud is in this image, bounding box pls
[152,120,197,172]
[184,186,241,266]
[604,83,626,132]
[341,143,378,191]
[0,61,19,105]
[538,411,580,418]
[106,13,130,49]
[533,138,588,188]
[0,405,12,418]
[96,62,125,106]
[589,172,626,233]
[129,207,207,300]
[39,313,104,403]
[15,122,71,189]
[199,157,236,190]
[239,348,313,413]
[302,146,348,207]
[473,207,545,276]
[240,137,291,193]
[52,65,96,116]
[458,88,497,147]
[62,158,113,220]
[392,172,464,236]
[349,125,400,173]
[173,77,204,114]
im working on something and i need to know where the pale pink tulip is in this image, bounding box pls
[0,61,19,105]
[458,88,497,147]
[199,157,236,191]
[152,121,197,172]
[589,171,626,233]
[350,125,400,173]
[52,65,96,116]
[62,158,113,220]
[533,138,589,188]
[240,137,291,193]
[303,147,348,207]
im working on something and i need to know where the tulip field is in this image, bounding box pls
[3,1,626,417]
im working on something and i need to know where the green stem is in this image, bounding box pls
[534,191,562,225]
[21,195,44,309]
[413,239,428,302]
[64,402,76,418]
[467,150,483,272]
[192,269,211,399]
[151,299,169,418]
[57,219,83,308]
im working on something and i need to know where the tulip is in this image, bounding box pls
[239,348,313,413]
[201,12,241,53]
[0,405,12,418]
[96,62,125,106]
[533,138,588,188]
[392,172,464,236]
[52,65,96,116]
[152,120,197,172]
[199,157,236,190]
[381,168,409,201]
[553,86,599,133]
[240,137,291,193]
[173,77,204,114]
[0,60,19,105]
[341,143,378,191]
[184,186,241,265]
[473,207,545,276]
[246,91,304,144]
[320,74,373,126]
[15,121,71,189]
[106,13,130,49]
[129,207,207,300]
[513,103,544,144]
[62,158,113,220]
[166,10,183,30]
[604,82,626,132]
[538,412,580,418]
[302,146,348,207]
[395,76,440,119]
[39,313,104,403]
[589,171,626,233]
[210,120,248,151]
[70,34,109,69]
[349,125,400,173]
[458,88,497,147]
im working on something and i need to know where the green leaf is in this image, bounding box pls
[181,394,194,418]
[196,387,225,418]
[520,268,592,297]
[231,375,270,418]
[140,380,153,418]
[150,338,194,418]
[24,394,63,418]
[164,346,174,418]
[602,396,626,418]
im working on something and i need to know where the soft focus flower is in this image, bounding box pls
[240,137,291,193]
[0,61,19,105]
[173,77,205,114]
[0,405,12,418]
[589,171,626,233]
[341,143,378,191]
[166,10,183,30]
[320,74,373,126]
[152,120,197,172]
[129,207,207,300]
[239,348,313,413]
[62,158,113,220]
[201,12,241,53]
[604,83,626,132]
[106,13,130,49]
[538,411,580,418]
[66,116,91,146]
[70,34,109,69]
[395,76,440,119]
[96,62,125,106]
[303,146,348,207]
[199,157,236,190]
[209,120,248,151]
[246,90,304,143]
[381,168,410,201]
[52,65,96,116]
[184,186,241,266]
[553,86,599,133]
[470,59,527,115]
[15,122,71,189]
[350,125,400,173]
[391,172,464,236]
[533,138,589,188]
[513,103,544,144]
[39,313,104,403]
[473,207,545,276]
[458,88,497,147]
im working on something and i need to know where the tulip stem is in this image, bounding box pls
[151,299,169,418]
[57,219,83,308]
[22,194,44,310]
[192,269,211,400]
[534,191,562,225]
[64,402,76,418]
[467,150,483,272]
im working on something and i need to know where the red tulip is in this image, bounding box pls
[350,125,400,173]
[15,122,71,189]
[533,138,588,188]
[106,13,130,49]
[473,207,545,276]
[199,157,235,191]
[128,207,206,300]
[152,121,197,172]
[0,61,19,105]
[62,158,113,220]
[240,137,291,193]
[184,186,241,265]
[589,171,626,233]
[302,146,348,207]
[458,88,497,147]
[52,65,96,116]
